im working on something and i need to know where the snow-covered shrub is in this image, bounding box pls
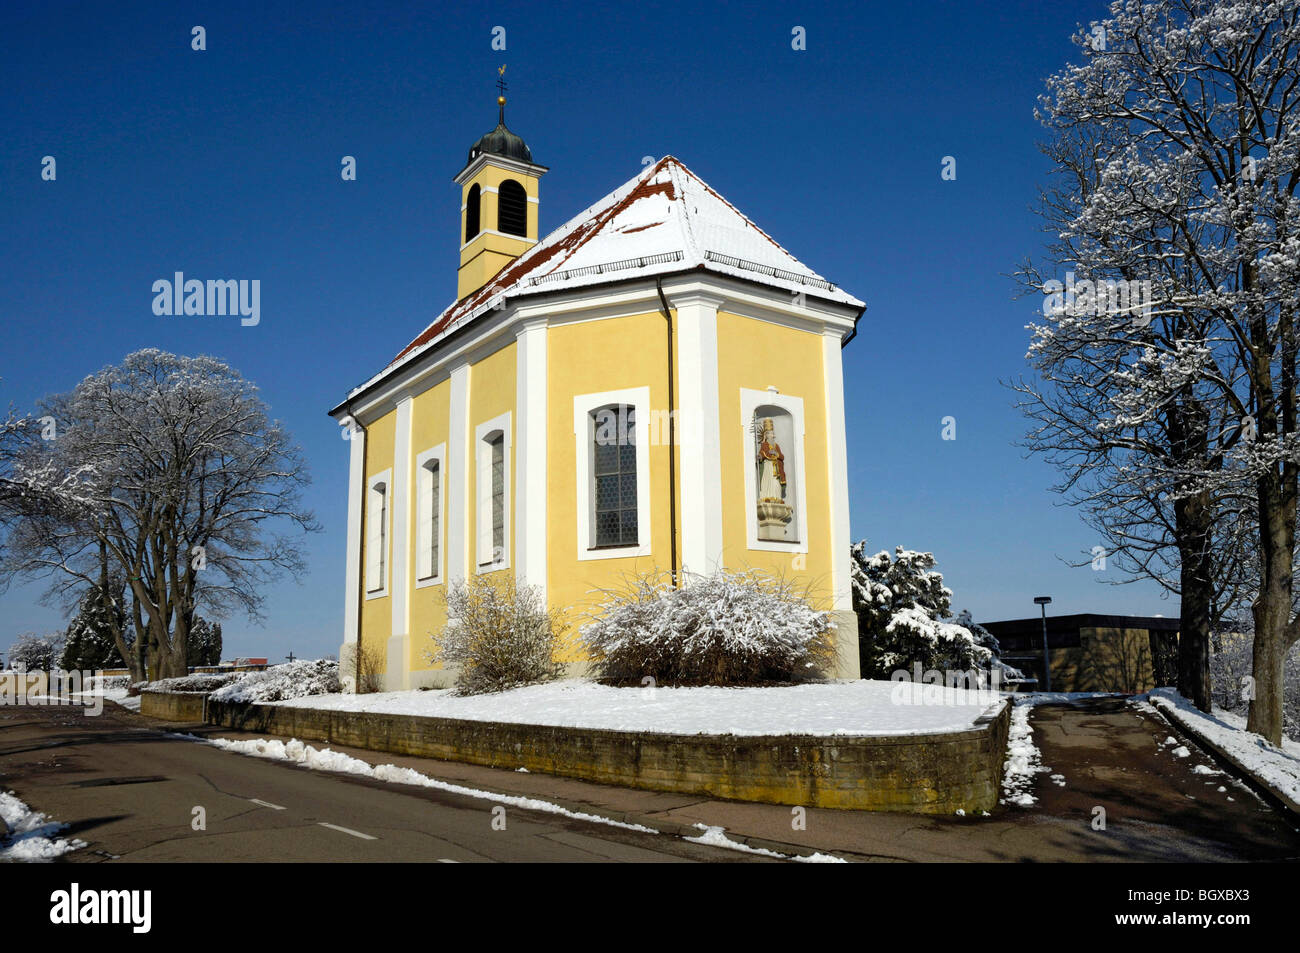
[581,569,834,686]
[955,610,1024,683]
[429,574,568,696]
[136,672,243,694]
[1211,631,1300,742]
[210,659,339,704]
[851,541,1013,680]
[84,674,130,692]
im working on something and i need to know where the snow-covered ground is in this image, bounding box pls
[270,679,1001,737]
[1138,688,1300,808]
[0,791,85,862]
[1001,697,1052,807]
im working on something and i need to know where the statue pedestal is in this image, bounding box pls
[756,499,793,541]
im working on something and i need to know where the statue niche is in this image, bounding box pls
[754,414,795,541]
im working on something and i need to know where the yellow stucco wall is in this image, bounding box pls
[546,311,674,654]
[468,340,517,584]
[359,410,396,675]
[458,162,541,298]
[354,307,840,674]
[716,311,834,609]
[408,376,452,675]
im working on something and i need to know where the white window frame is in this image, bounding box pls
[414,444,446,589]
[574,386,651,561]
[739,388,809,554]
[475,411,511,572]
[364,468,392,598]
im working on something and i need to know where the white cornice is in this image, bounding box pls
[331,272,860,425]
[459,230,539,253]
[454,152,549,185]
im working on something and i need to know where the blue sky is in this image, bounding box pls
[0,0,1174,662]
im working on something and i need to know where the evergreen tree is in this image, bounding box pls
[187,617,223,667]
[59,583,128,671]
[851,541,1012,679]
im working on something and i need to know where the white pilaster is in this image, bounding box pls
[515,318,548,597]
[447,363,471,584]
[823,329,853,611]
[673,290,725,575]
[341,418,366,664]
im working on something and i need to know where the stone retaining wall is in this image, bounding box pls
[140,690,208,722]
[201,697,1011,814]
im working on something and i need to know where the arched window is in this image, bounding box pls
[465,184,481,242]
[366,475,389,593]
[498,179,528,237]
[416,451,442,582]
[489,431,505,558]
[475,415,511,570]
[591,404,637,547]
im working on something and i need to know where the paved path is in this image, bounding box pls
[0,703,773,863]
[3,696,1297,862]
[1009,696,1300,861]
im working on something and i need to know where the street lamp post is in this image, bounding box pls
[1034,596,1052,692]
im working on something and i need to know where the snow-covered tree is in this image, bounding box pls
[850,541,1010,679]
[8,632,66,673]
[1016,0,1300,736]
[0,350,319,680]
[59,582,128,671]
[581,569,834,686]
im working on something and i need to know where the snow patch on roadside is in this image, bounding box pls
[0,791,85,862]
[684,824,846,863]
[1138,689,1300,808]
[198,734,847,862]
[1001,703,1050,807]
[199,735,658,833]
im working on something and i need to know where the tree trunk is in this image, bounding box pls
[1247,468,1293,746]
[1248,598,1286,745]
[1175,492,1213,711]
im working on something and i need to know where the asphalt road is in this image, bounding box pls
[2,696,1297,863]
[0,702,773,863]
[1011,697,1300,861]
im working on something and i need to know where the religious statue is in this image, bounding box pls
[755,417,794,539]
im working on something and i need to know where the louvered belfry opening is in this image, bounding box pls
[498,179,528,236]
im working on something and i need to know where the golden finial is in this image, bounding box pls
[496,65,508,123]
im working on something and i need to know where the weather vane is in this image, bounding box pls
[496,64,508,123]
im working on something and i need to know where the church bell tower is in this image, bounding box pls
[454,69,548,300]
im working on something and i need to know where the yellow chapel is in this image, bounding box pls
[328,96,865,691]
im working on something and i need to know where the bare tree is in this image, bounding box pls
[1015,95,1248,712]
[1017,1,1300,739]
[0,350,319,679]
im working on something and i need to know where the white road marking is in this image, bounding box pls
[319,822,377,840]
[249,798,286,811]
[437,858,459,863]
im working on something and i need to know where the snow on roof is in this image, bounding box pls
[346,156,863,403]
